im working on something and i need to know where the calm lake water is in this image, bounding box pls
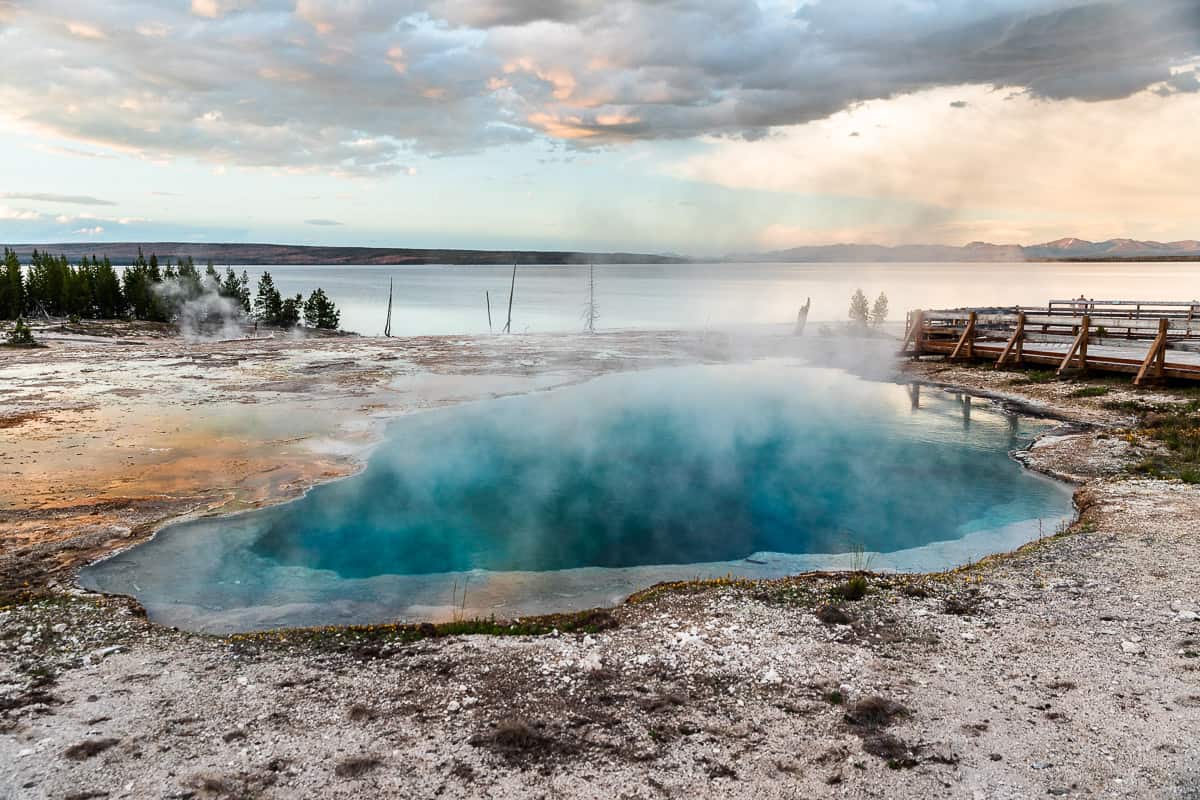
[236,261,1200,336]
[81,361,1074,632]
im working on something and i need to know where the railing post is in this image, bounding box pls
[1079,314,1089,371]
[901,309,925,358]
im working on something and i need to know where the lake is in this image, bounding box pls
[234,261,1200,336]
[80,361,1074,633]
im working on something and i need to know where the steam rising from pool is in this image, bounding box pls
[81,362,1074,632]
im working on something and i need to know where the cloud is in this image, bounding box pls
[189,0,254,19]
[0,206,44,221]
[671,84,1200,244]
[432,0,600,28]
[35,143,118,160]
[0,0,1193,175]
[65,20,106,39]
[2,192,117,205]
[304,218,342,226]
[72,226,105,235]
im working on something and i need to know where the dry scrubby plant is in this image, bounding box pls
[469,718,579,765]
[63,737,120,761]
[1108,398,1200,483]
[334,756,383,779]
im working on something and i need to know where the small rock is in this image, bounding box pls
[446,700,461,712]
[1177,611,1198,622]
[760,668,782,685]
[578,651,603,672]
[1120,641,1144,654]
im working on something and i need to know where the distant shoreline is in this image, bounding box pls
[3,241,1199,266]
[0,242,690,267]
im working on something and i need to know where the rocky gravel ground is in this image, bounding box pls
[2,342,1199,798]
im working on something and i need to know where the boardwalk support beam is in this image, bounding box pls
[1135,318,1170,386]
[995,312,1026,369]
[1058,315,1090,376]
[949,311,977,361]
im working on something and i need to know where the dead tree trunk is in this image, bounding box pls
[503,263,516,334]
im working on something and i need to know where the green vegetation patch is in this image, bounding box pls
[226,608,618,654]
[1067,385,1109,398]
[1008,369,1057,385]
[1105,399,1200,482]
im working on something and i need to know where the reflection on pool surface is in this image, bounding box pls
[81,361,1074,632]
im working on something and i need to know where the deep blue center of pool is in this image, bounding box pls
[80,362,1073,631]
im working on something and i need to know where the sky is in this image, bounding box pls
[0,0,1197,255]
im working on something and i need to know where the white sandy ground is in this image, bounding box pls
[1,333,1199,799]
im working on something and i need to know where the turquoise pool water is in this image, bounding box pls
[80,362,1074,632]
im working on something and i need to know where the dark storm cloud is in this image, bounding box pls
[0,0,1194,169]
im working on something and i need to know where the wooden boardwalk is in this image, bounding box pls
[901,299,1200,384]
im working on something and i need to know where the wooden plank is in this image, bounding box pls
[1135,318,1169,386]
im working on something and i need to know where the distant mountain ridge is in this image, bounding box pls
[0,242,688,266]
[746,238,1200,263]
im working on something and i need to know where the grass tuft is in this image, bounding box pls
[831,575,869,601]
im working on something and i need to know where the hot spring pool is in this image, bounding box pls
[80,361,1075,632]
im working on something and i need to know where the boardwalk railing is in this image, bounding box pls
[902,301,1200,385]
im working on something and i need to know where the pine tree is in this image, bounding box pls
[122,254,151,320]
[849,288,870,326]
[303,288,340,330]
[278,293,303,328]
[219,267,252,315]
[254,271,283,324]
[0,248,22,319]
[6,316,34,345]
[93,256,124,318]
[176,256,201,298]
[237,270,252,314]
[871,292,889,328]
[204,260,219,290]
